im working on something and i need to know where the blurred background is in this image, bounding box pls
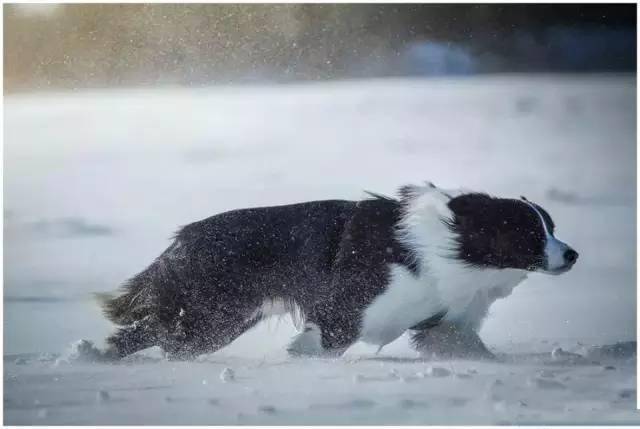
[3,4,637,358]
[4,3,636,92]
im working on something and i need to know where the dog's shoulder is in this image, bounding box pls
[333,193,418,278]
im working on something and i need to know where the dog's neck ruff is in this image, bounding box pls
[396,185,528,324]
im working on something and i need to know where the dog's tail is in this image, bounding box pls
[96,245,184,326]
[95,290,135,326]
[94,263,172,360]
[94,272,155,326]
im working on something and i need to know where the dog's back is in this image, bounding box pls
[101,199,357,358]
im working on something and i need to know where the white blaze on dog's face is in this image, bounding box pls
[521,197,578,275]
[444,193,579,274]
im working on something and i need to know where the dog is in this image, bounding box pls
[99,183,578,360]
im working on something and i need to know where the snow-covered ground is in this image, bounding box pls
[3,74,638,424]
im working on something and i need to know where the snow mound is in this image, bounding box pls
[55,339,105,365]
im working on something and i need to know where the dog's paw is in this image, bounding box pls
[286,323,344,358]
[417,345,497,361]
[286,323,325,357]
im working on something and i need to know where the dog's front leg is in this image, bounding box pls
[286,306,359,358]
[409,321,496,360]
[287,322,347,358]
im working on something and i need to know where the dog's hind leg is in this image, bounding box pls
[161,306,264,360]
[103,314,162,360]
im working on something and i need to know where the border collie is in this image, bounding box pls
[99,183,578,360]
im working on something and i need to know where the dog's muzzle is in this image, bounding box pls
[543,236,579,275]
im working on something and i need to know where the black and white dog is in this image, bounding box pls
[100,183,578,360]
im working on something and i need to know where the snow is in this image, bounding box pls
[4,344,638,425]
[4,74,637,424]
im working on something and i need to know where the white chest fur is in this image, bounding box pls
[359,263,526,347]
[359,264,439,346]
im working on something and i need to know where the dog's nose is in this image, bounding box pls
[564,249,579,264]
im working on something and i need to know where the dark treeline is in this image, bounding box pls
[4,4,636,92]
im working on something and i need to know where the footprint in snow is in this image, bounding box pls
[399,399,428,409]
[95,390,110,403]
[426,366,452,377]
[258,405,277,414]
[527,377,567,390]
[618,388,636,399]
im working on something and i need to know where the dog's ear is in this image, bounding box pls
[447,193,491,217]
[398,184,423,201]
[421,180,455,200]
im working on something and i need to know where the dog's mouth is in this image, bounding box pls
[542,265,574,275]
[539,258,577,275]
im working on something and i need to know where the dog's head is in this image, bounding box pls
[444,192,578,274]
